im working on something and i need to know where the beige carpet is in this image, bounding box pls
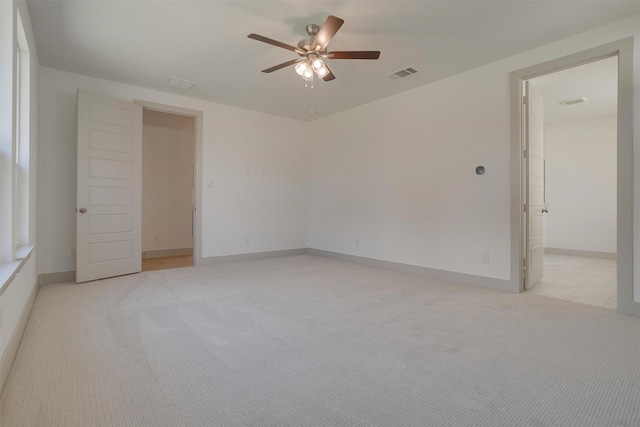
[1,254,639,426]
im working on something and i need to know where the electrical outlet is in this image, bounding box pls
[482,253,490,264]
[355,238,360,247]
[245,237,251,245]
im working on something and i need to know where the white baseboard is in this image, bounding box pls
[544,247,617,260]
[308,249,514,292]
[37,248,514,295]
[39,271,76,285]
[142,248,193,259]
[0,278,38,393]
[37,249,308,284]
[198,248,308,266]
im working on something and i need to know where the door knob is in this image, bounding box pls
[79,208,88,213]
[542,208,549,213]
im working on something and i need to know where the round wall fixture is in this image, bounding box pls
[476,166,485,175]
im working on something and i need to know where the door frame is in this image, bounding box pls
[134,99,204,267]
[510,37,636,316]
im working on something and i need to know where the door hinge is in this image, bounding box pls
[523,95,527,104]
[523,150,528,159]
[523,258,526,268]
[523,204,527,213]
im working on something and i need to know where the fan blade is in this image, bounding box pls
[322,71,336,82]
[248,34,304,54]
[313,15,344,50]
[321,65,336,82]
[327,51,380,60]
[261,58,302,73]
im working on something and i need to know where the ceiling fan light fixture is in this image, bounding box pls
[248,15,380,84]
[312,58,325,70]
[295,61,308,76]
[303,68,314,79]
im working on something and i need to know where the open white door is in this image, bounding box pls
[525,82,544,289]
[76,90,142,283]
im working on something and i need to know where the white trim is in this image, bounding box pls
[38,270,75,285]
[544,248,617,260]
[142,248,193,259]
[0,245,33,296]
[40,249,308,282]
[309,249,513,293]
[198,248,308,265]
[133,99,204,267]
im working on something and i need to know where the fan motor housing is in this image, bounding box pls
[297,37,315,51]
[305,24,320,36]
[298,24,320,51]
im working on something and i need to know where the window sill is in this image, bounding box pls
[0,245,35,297]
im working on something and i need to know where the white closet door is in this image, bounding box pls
[76,90,142,283]
[526,82,544,289]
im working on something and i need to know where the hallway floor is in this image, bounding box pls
[142,255,193,272]
[527,254,616,309]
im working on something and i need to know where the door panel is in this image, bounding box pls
[90,187,132,205]
[90,129,134,153]
[90,214,133,234]
[89,240,134,263]
[90,158,133,179]
[77,90,142,283]
[90,101,135,127]
[526,82,544,289]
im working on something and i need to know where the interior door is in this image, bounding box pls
[525,82,544,289]
[76,90,142,283]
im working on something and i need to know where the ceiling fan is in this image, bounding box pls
[248,15,380,84]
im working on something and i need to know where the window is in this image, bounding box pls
[0,1,13,263]
[15,9,30,249]
[0,6,31,264]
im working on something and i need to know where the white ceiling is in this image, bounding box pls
[531,56,618,125]
[27,1,639,122]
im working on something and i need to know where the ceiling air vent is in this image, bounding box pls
[387,67,418,80]
[166,77,197,90]
[559,97,588,106]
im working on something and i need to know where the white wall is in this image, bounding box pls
[142,110,194,253]
[544,116,616,254]
[308,15,639,282]
[38,67,308,274]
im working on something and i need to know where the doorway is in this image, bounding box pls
[76,93,203,282]
[141,108,196,272]
[510,38,636,316]
[523,57,618,309]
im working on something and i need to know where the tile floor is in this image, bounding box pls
[527,254,617,310]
